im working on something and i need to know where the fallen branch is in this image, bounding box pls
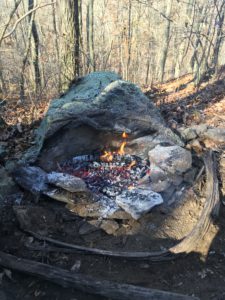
[0,0,22,46]
[2,2,56,40]
[0,251,199,300]
[170,150,220,254]
[23,151,220,261]
[24,229,173,261]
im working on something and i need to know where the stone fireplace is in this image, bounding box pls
[14,72,193,234]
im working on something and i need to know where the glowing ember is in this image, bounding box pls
[128,160,136,169]
[60,131,151,200]
[101,151,114,162]
[122,132,128,138]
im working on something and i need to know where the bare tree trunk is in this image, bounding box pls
[20,1,35,101]
[190,2,209,85]
[29,0,42,95]
[174,0,194,78]
[158,0,173,83]
[74,0,80,77]
[126,0,132,81]
[211,1,225,74]
[58,0,80,90]
[78,0,84,75]
[0,59,6,93]
[0,0,22,47]
[196,6,216,81]
[52,0,61,92]
[86,0,95,72]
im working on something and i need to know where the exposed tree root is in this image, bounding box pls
[0,251,199,300]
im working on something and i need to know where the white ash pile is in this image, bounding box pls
[61,153,151,198]
[58,152,163,221]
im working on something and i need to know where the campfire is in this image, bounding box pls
[55,132,163,220]
[60,132,151,198]
[14,72,193,229]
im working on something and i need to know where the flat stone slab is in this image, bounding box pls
[47,172,87,193]
[148,145,192,175]
[116,188,163,220]
[67,195,131,220]
[13,166,48,195]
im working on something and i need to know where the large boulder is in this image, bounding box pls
[22,71,183,171]
[15,72,194,221]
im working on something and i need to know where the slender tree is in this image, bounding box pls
[58,0,80,89]
[29,0,42,94]
[86,0,95,72]
[211,0,225,74]
[157,0,173,82]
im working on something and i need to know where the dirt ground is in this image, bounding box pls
[0,191,224,300]
[1,73,225,300]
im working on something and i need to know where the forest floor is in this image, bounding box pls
[0,73,225,300]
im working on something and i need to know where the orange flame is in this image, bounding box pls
[128,160,136,169]
[122,132,128,139]
[118,141,126,155]
[101,151,114,162]
[118,132,128,155]
[100,132,129,161]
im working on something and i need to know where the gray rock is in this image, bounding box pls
[192,124,208,135]
[115,188,163,220]
[183,168,198,184]
[148,145,192,175]
[0,290,7,300]
[43,187,92,205]
[47,172,87,192]
[202,127,225,143]
[149,180,171,193]
[149,164,168,182]
[138,163,171,192]
[178,127,197,141]
[13,166,48,195]
[67,195,131,220]
[127,134,176,159]
[0,168,18,201]
[4,160,17,173]
[21,71,183,170]
[140,162,183,193]
[99,219,119,235]
[0,142,7,159]
[0,116,6,129]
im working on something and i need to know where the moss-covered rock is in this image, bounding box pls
[22,71,183,169]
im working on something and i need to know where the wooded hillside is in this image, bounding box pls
[1,0,225,102]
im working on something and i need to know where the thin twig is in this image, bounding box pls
[2,2,56,40]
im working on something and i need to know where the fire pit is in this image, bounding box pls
[56,131,164,220]
[15,71,194,234]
